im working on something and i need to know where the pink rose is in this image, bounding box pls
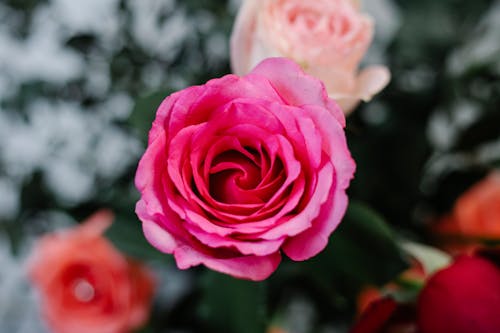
[28,211,156,333]
[230,0,390,114]
[135,58,355,281]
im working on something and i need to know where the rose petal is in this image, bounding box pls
[187,222,285,256]
[248,58,346,127]
[174,245,282,281]
[301,104,356,188]
[135,133,170,218]
[260,160,334,240]
[78,210,114,237]
[141,217,178,254]
[283,173,349,260]
[355,65,391,102]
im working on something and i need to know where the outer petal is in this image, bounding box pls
[140,212,178,254]
[77,210,114,238]
[282,178,349,260]
[148,90,183,145]
[249,58,346,127]
[335,97,361,116]
[355,66,391,102]
[281,104,355,260]
[135,134,169,219]
[174,245,282,281]
[302,104,356,189]
[323,66,391,115]
[187,223,285,256]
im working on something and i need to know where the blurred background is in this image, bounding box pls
[0,0,499,332]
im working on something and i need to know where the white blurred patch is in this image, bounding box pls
[84,56,112,98]
[195,10,216,33]
[128,0,192,60]
[397,65,436,93]
[42,159,95,205]
[205,32,229,65]
[0,11,84,87]
[0,99,140,206]
[427,101,482,151]
[0,238,48,333]
[94,127,141,179]
[362,0,402,65]
[447,1,500,76]
[49,0,121,44]
[0,178,19,220]
[0,0,202,208]
[100,93,135,121]
[423,98,498,192]
[2,119,49,179]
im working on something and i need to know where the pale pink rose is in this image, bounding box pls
[28,211,156,333]
[230,0,390,114]
[135,58,355,281]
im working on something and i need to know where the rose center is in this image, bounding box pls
[209,150,262,204]
[72,278,95,303]
[288,7,321,31]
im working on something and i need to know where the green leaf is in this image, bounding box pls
[129,90,170,143]
[199,271,267,333]
[297,201,409,296]
[401,241,451,275]
[105,214,167,262]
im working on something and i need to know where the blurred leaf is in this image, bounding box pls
[199,271,267,333]
[105,214,167,262]
[401,241,451,275]
[455,112,500,150]
[136,325,155,333]
[129,91,170,143]
[299,202,409,295]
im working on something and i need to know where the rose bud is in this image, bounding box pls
[28,211,155,333]
[135,57,355,281]
[417,254,500,333]
[230,0,390,114]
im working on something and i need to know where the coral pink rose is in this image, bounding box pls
[135,58,355,281]
[230,0,390,114]
[28,211,155,333]
[452,171,500,238]
[433,171,500,252]
[418,253,500,333]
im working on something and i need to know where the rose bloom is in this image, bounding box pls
[230,0,390,114]
[135,57,355,281]
[418,253,500,333]
[351,249,500,333]
[433,171,500,245]
[28,211,155,333]
[352,261,426,333]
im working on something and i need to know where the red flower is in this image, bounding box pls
[418,254,500,333]
[352,248,500,333]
